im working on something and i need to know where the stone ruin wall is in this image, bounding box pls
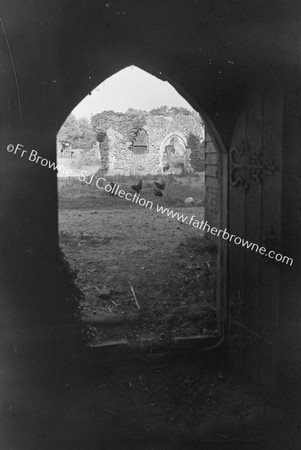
[106,128,162,176]
[106,114,204,176]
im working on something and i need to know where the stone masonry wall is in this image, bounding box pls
[106,128,162,175]
[105,114,204,176]
[204,129,221,230]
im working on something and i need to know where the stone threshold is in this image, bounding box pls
[85,334,220,357]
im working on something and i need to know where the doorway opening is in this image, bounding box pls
[57,66,225,349]
[53,65,278,441]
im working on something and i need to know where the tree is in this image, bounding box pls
[57,114,95,150]
[149,105,170,116]
[75,117,95,149]
[57,114,80,147]
[187,132,205,171]
[149,106,192,116]
[169,106,191,116]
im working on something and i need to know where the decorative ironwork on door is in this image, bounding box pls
[230,140,277,191]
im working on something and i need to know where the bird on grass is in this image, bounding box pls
[154,187,163,197]
[153,180,166,197]
[154,180,166,191]
[131,179,143,194]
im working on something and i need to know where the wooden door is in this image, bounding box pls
[228,90,283,390]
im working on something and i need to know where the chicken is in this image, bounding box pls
[154,187,163,197]
[131,179,143,194]
[154,180,166,191]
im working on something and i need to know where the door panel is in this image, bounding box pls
[228,91,282,388]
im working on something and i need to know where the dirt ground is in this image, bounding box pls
[52,348,285,447]
[59,175,217,345]
[3,346,287,448]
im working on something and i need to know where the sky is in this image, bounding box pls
[72,66,194,118]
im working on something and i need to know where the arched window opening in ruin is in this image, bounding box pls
[131,128,148,154]
[162,134,188,174]
[57,65,224,350]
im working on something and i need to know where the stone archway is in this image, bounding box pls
[54,61,230,343]
[55,63,230,341]
[160,132,188,174]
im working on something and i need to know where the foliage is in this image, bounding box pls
[91,109,146,144]
[57,114,95,150]
[57,114,80,147]
[71,145,101,168]
[76,117,95,149]
[187,132,205,171]
[96,130,107,144]
[99,133,110,169]
[149,106,192,116]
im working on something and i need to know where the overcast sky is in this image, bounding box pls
[72,66,194,118]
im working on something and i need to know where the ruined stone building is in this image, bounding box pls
[99,112,205,175]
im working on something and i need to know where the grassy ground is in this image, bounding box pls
[58,172,204,209]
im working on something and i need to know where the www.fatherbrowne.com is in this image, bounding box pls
[156,204,293,266]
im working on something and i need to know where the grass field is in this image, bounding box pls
[58,172,205,209]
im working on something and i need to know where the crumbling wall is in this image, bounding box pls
[104,114,204,175]
[106,128,162,175]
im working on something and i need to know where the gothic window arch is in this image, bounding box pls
[131,129,148,154]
